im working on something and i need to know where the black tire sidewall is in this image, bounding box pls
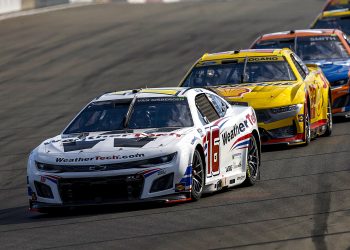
[244,135,260,186]
[191,150,204,201]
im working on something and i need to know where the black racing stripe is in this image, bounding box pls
[63,139,104,152]
[114,137,156,148]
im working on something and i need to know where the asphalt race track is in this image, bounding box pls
[1,0,350,249]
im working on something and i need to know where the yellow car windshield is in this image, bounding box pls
[182,56,296,87]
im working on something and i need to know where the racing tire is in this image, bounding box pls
[303,104,311,146]
[323,97,332,137]
[243,135,260,186]
[191,149,205,201]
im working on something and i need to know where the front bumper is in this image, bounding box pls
[258,125,304,146]
[27,159,193,210]
[29,193,191,211]
[255,108,305,145]
[331,84,350,116]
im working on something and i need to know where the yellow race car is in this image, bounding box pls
[179,49,332,146]
[311,8,350,35]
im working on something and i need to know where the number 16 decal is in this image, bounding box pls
[207,126,220,177]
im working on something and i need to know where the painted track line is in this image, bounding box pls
[0,3,99,21]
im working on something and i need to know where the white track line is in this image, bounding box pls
[0,3,99,21]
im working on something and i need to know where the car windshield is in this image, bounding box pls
[253,36,349,60]
[313,16,350,35]
[182,57,296,87]
[64,97,193,134]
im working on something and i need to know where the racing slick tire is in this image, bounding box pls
[323,97,333,137]
[191,149,205,201]
[303,103,311,146]
[243,135,260,186]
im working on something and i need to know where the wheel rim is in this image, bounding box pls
[327,100,332,130]
[192,151,204,194]
[247,137,259,180]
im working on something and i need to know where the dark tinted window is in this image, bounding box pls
[313,16,350,35]
[128,97,193,129]
[291,54,307,79]
[208,93,228,117]
[64,97,193,134]
[253,38,295,51]
[182,57,296,87]
[254,36,349,60]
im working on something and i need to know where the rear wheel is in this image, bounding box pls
[323,97,332,137]
[191,150,205,201]
[244,135,260,186]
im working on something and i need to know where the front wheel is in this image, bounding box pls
[244,135,260,186]
[323,97,332,137]
[191,150,205,201]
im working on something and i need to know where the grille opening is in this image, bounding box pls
[34,181,54,199]
[150,173,174,193]
[333,95,350,109]
[259,123,296,141]
[58,175,144,204]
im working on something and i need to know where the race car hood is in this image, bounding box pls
[35,128,193,165]
[305,59,350,83]
[211,82,304,109]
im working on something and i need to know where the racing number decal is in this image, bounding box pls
[206,126,220,177]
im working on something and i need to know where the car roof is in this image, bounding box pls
[199,48,292,61]
[257,29,342,41]
[93,87,214,102]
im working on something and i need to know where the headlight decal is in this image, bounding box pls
[256,104,302,123]
[271,105,300,114]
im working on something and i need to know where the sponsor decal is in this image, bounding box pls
[140,89,181,96]
[199,61,219,66]
[232,153,242,168]
[44,132,182,147]
[308,36,337,42]
[237,175,245,181]
[89,165,107,171]
[225,165,233,173]
[221,113,256,146]
[136,97,186,102]
[55,153,145,163]
[191,136,198,145]
[298,114,304,122]
[216,87,251,98]
[247,56,283,62]
[175,183,186,192]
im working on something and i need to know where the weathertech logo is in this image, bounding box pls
[56,154,145,163]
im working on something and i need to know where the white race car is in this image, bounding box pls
[27,87,261,212]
